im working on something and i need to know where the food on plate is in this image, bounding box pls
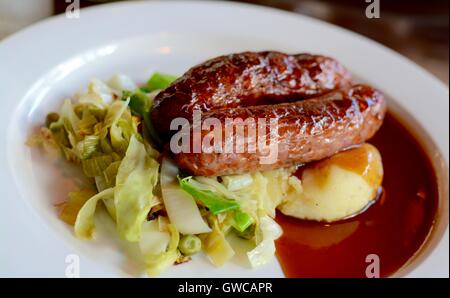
[173,84,386,176]
[275,112,439,277]
[278,143,383,222]
[28,51,388,276]
[151,51,352,138]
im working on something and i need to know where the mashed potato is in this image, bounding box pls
[278,143,383,222]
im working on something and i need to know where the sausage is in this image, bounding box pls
[151,51,352,139]
[173,85,386,176]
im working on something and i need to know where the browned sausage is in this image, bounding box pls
[151,51,352,139]
[173,85,386,176]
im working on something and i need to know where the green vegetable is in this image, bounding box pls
[200,217,235,266]
[102,198,117,221]
[99,137,113,154]
[140,219,171,257]
[235,223,255,240]
[74,188,115,239]
[95,160,121,193]
[142,223,180,276]
[177,175,253,232]
[123,90,151,116]
[77,135,99,160]
[114,135,160,242]
[121,89,162,148]
[77,109,98,136]
[232,210,254,233]
[30,75,294,276]
[81,155,113,177]
[117,118,142,143]
[87,106,106,122]
[160,159,211,235]
[144,72,177,92]
[102,161,121,188]
[102,98,129,132]
[60,99,80,137]
[106,100,132,154]
[178,176,240,215]
[178,234,202,256]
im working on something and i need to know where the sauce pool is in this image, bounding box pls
[275,112,439,277]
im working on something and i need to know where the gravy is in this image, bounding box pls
[275,112,439,277]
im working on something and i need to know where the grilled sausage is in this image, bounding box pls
[151,51,352,139]
[173,85,386,176]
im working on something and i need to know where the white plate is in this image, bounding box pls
[0,1,448,278]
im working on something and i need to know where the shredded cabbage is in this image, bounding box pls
[201,217,235,267]
[179,176,240,215]
[114,135,159,242]
[142,222,180,276]
[247,216,283,268]
[160,159,211,235]
[104,98,132,153]
[194,168,300,268]
[81,155,113,177]
[27,74,307,276]
[140,219,171,256]
[74,188,115,239]
[30,76,174,275]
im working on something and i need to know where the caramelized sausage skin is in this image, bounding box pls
[174,85,386,176]
[151,51,352,139]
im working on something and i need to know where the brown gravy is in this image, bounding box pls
[275,112,439,277]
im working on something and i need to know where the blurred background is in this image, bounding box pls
[0,0,448,84]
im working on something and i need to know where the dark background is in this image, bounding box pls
[51,0,450,85]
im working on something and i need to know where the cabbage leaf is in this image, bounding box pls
[114,135,159,242]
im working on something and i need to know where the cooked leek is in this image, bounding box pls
[160,159,211,235]
[121,89,162,148]
[232,210,254,233]
[102,161,121,188]
[77,135,99,160]
[77,109,98,136]
[145,72,177,92]
[178,176,240,215]
[81,155,113,177]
